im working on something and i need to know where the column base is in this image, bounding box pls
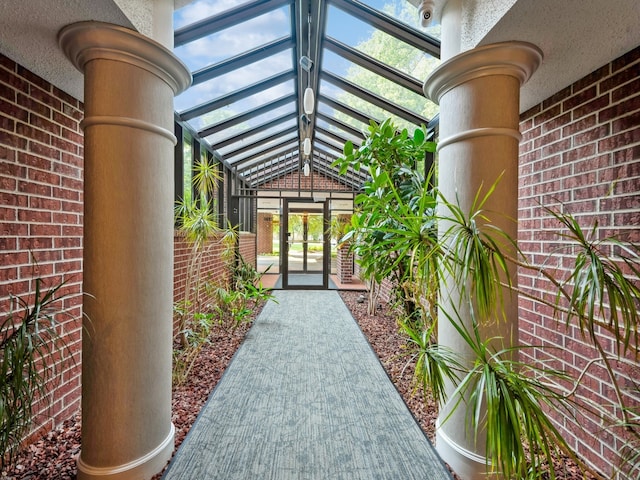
[436,420,497,480]
[77,424,174,480]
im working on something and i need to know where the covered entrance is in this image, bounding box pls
[282,199,329,289]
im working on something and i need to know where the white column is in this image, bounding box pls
[58,22,190,479]
[424,42,542,479]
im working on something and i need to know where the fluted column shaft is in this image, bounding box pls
[424,42,542,479]
[58,22,190,479]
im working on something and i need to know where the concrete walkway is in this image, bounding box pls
[162,290,451,480]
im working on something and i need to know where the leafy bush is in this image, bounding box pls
[335,118,640,478]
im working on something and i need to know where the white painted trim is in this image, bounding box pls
[77,423,174,479]
[81,115,177,144]
[437,126,522,151]
[58,21,191,94]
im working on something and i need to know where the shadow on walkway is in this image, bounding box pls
[162,290,452,480]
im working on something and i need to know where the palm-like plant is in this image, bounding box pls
[0,277,73,468]
[174,155,221,348]
[335,118,640,478]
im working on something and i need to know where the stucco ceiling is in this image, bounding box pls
[0,0,136,101]
[470,0,640,112]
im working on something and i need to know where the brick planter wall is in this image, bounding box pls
[337,246,353,283]
[518,46,640,477]
[0,53,84,436]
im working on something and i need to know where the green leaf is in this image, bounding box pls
[413,128,425,145]
[343,140,353,156]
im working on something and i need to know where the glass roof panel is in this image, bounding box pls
[315,118,361,145]
[216,118,298,155]
[326,4,439,80]
[179,79,296,132]
[317,102,370,133]
[224,132,298,163]
[364,0,442,40]
[204,104,296,145]
[174,0,256,29]
[191,49,293,104]
[322,51,437,119]
[174,4,291,71]
[320,79,416,132]
[315,131,345,151]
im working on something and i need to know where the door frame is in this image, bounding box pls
[281,198,330,289]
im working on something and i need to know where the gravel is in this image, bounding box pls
[1,291,596,480]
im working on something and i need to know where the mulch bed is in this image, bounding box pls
[1,291,598,479]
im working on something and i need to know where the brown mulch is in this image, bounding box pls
[1,291,599,479]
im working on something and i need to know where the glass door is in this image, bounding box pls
[282,199,329,289]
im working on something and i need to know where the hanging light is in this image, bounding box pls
[303,87,315,115]
[302,12,315,117]
[303,137,312,156]
[303,161,310,177]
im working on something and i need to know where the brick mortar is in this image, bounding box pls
[518,45,640,477]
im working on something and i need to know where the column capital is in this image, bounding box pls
[424,41,542,103]
[58,21,191,95]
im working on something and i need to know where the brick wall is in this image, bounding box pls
[518,45,640,477]
[239,231,256,268]
[256,213,273,254]
[0,53,84,435]
[261,168,354,192]
[173,231,257,313]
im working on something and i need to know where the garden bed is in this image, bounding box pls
[1,292,595,479]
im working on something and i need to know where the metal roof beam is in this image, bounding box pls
[228,136,299,166]
[322,71,428,126]
[328,0,440,57]
[198,95,295,138]
[316,112,364,141]
[213,112,297,150]
[192,36,295,86]
[180,70,295,121]
[175,0,292,46]
[316,126,354,149]
[320,97,376,126]
[324,36,423,95]
[223,126,298,160]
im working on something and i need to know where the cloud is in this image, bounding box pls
[174,2,290,70]
[174,0,241,29]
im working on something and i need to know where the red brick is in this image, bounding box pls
[29,84,61,111]
[563,85,597,111]
[573,96,610,120]
[0,130,27,149]
[29,141,60,160]
[0,144,15,161]
[599,94,640,124]
[600,62,640,93]
[612,45,640,72]
[16,122,51,145]
[612,110,640,134]
[17,92,51,118]
[0,82,15,102]
[0,55,16,71]
[16,65,51,93]
[574,124,610,147]
[542,85,572,110]
[598,128,640,153]
[0,98,28,122]
[575,64,610,92]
